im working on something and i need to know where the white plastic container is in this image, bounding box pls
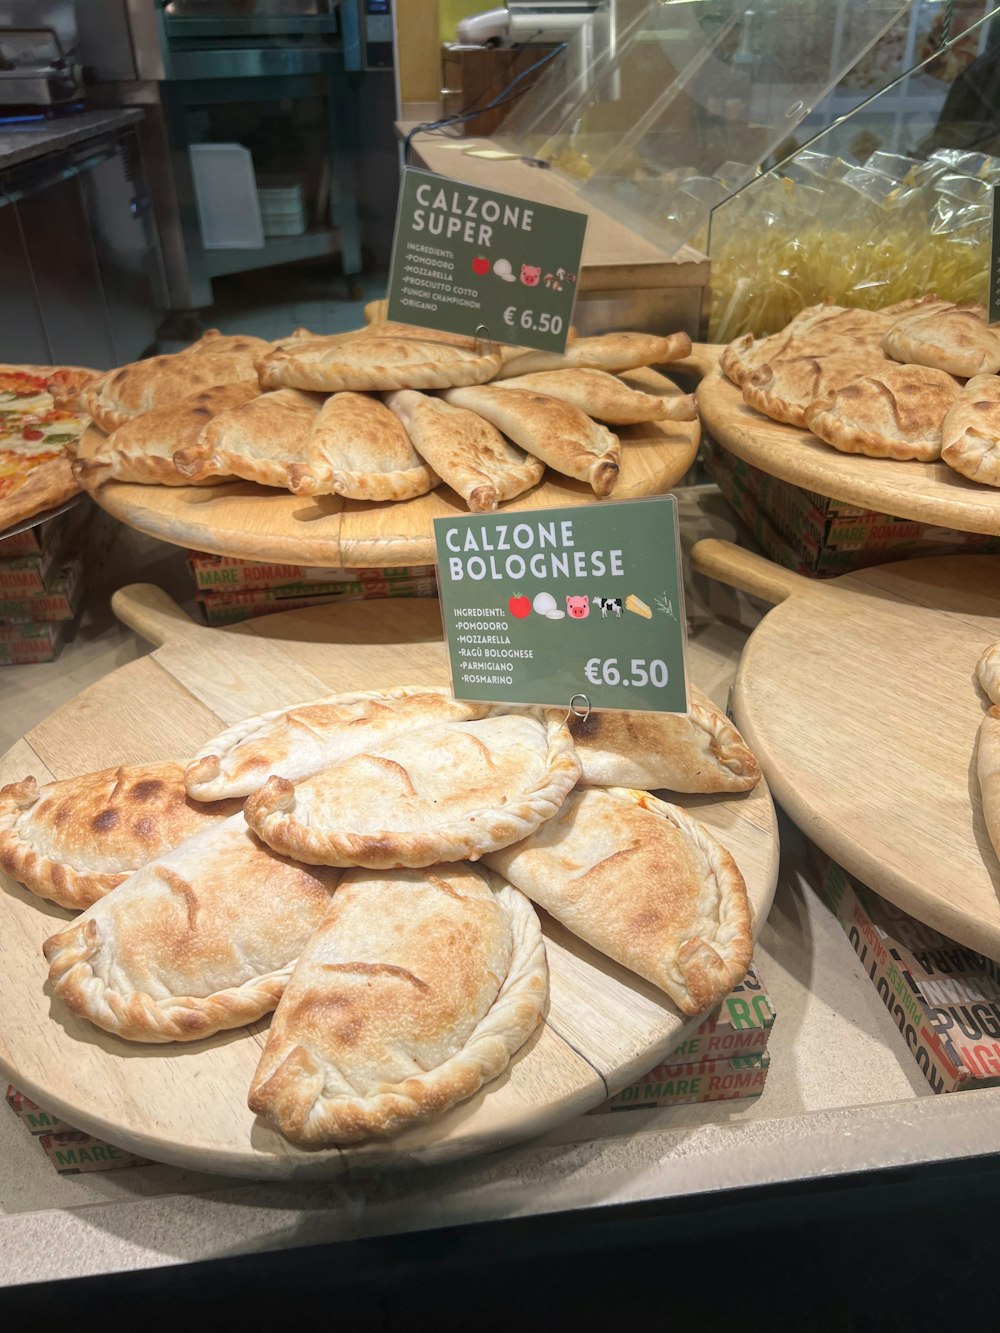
[188,144,265,250]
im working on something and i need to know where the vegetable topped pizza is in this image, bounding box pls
[0,365,96,532]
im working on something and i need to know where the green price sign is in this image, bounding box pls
[386,167,587,352]
[433,496,689,714]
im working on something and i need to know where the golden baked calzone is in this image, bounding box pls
[495,368,695,424]
[185,687,494,801]
[248,863,546,1145]
[84,333,270,434]
[442,384,621,497]
[244,710,582,868]
[484,786,752,1015]
[941,375,1000,488]
[803,362,961,461]
[721,304,891,388]
[73,382,258,487]
[883,300,1000,378]
[496,331,692,379]
[569,689,760,793]
[43,812,339,1042]
[0,763,241,910]
[286,391,439,501]
[383,389,544,512]
[256,334,502,393]
[172,388,324,487]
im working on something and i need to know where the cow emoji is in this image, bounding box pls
[520,263,541,287]
[594,596,623,619]
[566,595,589,619]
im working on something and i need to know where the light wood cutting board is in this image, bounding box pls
[0,589,777,1180]
[74,368,698,569]
[690,345,1000,537]
[691,539,1000,958]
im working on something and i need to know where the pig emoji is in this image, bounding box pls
[520,263,541,287]
[566,595,589,619]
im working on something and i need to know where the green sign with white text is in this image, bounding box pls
[386,167,587,352]
[433,497,689,714]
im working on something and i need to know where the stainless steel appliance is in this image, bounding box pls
[0,27,84,108]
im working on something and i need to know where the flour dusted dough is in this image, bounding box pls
[244,709,582,868]
[248,863,545,1145]
[42,812,339,1042]
[741,354,872,429]
[485,786,752,1015]
[722,305,892,388]
[384,389,543,511]
[185,687,494,801]
[883,300,1000,378]
[0,762,241,910]
[570,686,760,793]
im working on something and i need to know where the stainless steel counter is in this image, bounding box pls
[0,108,143,171]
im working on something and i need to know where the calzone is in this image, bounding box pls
[570,688,760,792]
[496,331,692,379]
[185,687,494,801]
[73,383,258,487]
[941,375,1000,488]
[244,710,582,868]
[0,763,241,910]
[721,304,892,388]
[803,362,961,461]
[172,388,323,487]
[256,334,502,393]
[248,863,546,1145]
[741,355,871,429]
[84,334,270,434]
[383,389,544,512]
[495,368,696,424]
[43,812,339,1042]
[286,392,438,501]
[883,300,1000,378]
[485,786,752,1015]
[442,385,621,496]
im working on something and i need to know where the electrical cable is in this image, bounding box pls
[403,40,567,163]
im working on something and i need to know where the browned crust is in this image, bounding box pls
[0,456,80,532]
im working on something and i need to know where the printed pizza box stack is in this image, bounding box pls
[814,850,1000,1093]
[0,499,103,664]
[188,551,439,626]
[592,962,775,1112]
[5,1085,152,1174]
[4,964,775,1171]
[705,438,1000,578]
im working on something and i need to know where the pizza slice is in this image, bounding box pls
[0,366,93,531]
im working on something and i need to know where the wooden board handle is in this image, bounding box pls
[671,343,722,380]
[690,539,811,606]
[111,583,201,648]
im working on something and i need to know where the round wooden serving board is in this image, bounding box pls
[75,368,698,569]
[692,539,1000,959]
[692,345,1000,537]
[0,589,776,1180]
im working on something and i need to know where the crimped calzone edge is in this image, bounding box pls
[184,686,494,801]
[248,864,546,1146]
[42,813,339,1042]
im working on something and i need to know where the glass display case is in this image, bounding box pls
[707,3,1000,340]
[495,0,915,254]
